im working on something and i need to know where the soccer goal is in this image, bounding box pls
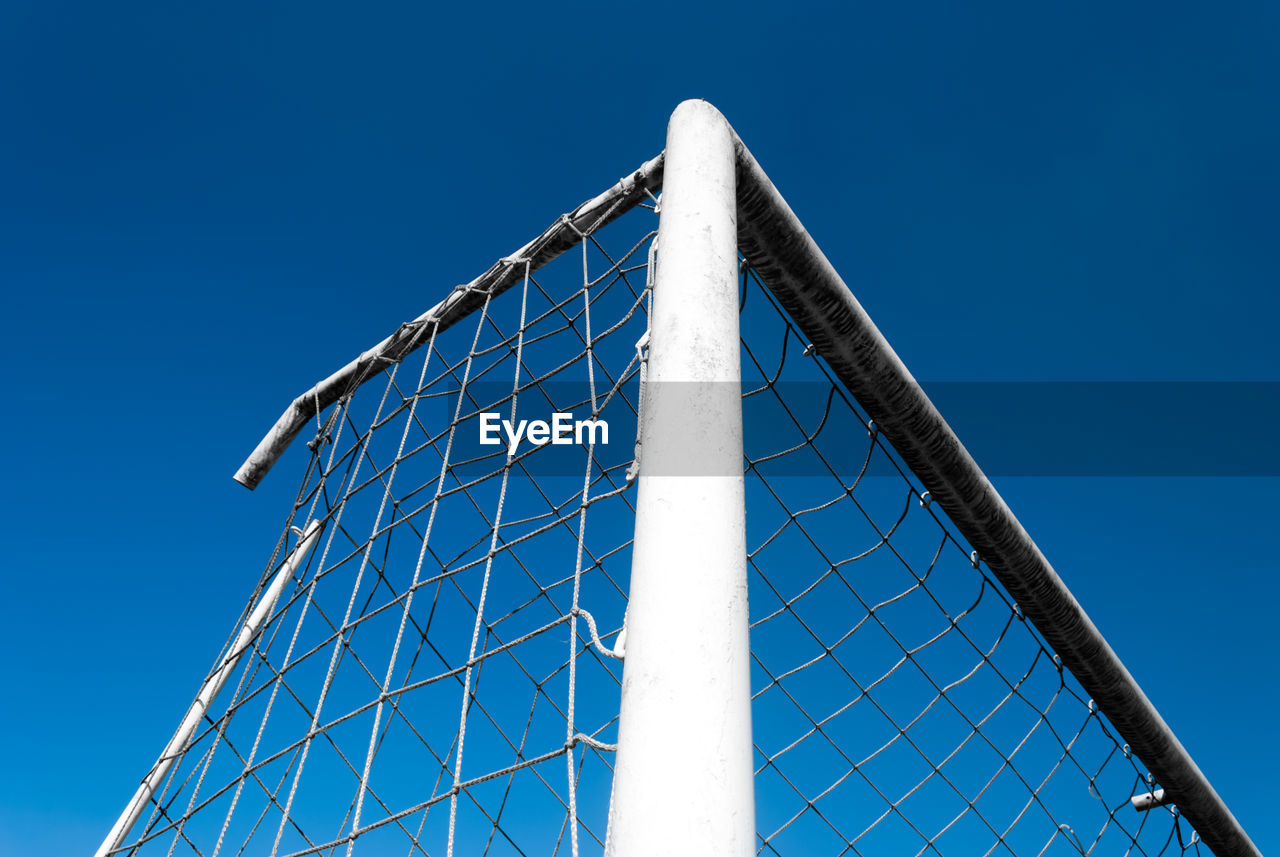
[96,101,1259,857]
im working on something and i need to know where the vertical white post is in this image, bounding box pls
[606,100,754,857]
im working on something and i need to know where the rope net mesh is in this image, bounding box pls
[738,267,1201,857]
[112,195,1202,857]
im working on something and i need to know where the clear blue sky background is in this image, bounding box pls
[2,2,1276,854]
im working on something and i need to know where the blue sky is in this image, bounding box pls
[1,2,1276,854]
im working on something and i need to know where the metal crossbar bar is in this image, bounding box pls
[729,126,1258,857]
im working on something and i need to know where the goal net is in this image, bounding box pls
[96,102,1257,857]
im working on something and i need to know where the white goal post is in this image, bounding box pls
[97,100,1259,857]
[606,101,754,857]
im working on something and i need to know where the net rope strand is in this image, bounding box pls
[446,263,529,857]
[108,195,1211,857]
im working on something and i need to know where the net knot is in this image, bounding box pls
[305,389,332,453]
[561,213,588,238]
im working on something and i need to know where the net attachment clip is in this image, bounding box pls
[1131,789,1171,813]
[625,330,652,485]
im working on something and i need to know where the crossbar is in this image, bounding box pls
[232,153,665,490]
[730,123,1259,857]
